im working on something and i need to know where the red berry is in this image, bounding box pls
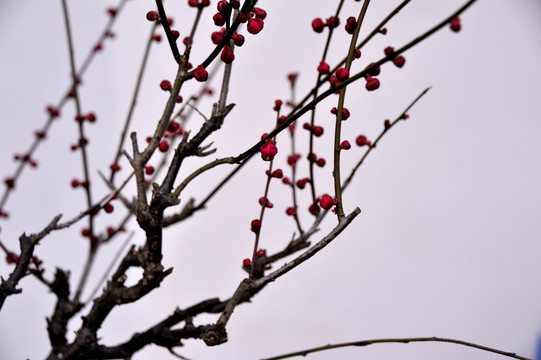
[71,179,80,188]
[194,65,208,82]
[354,49,361,59]
[171,30,180,40]
[379,27,387,35]
[242,258,251,267]
[286,207,297,216]
[159,140,169,152]
[160,80,172,91]
[176,95,183,103]
[110,163,120,172]
[107,7,117,17]
[384,46,394,57]
[146,11,159,21]
[93,43,103,52]
[312,18,325,33]
[188,0,199,7]
[384,119,391,129]
[151,34,161,42]
[256,249,265,257]
[247,17,264,34]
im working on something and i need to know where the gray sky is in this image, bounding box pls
[0,1,540,359]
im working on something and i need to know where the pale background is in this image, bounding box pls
[0,1,540,359]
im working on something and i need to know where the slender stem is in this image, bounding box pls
[332,0,370,222]
[261,336,532,360]
[111,22,159,183]
[342,87,431,190]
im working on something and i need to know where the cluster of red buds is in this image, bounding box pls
[311,16,340,33]
[384,46,406,68]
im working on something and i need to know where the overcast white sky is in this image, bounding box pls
[1,1,540,359]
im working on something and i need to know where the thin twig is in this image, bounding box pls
[261,336,532,360]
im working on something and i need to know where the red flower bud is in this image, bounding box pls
[258,196,274,208]
[365,76,380,91]
[253,7,267,20]
[345,16,357,34]
[110,163,120,172]
[159,140,169,152]
[340,140,351,150]
[312,125,324,137]
[213,13,226,26]
[259,140,278,161]
[251,219,262,233]
[384,119,391,129]
[104,203,114,213]
[220,45,235,64]
[194,65,208,82]
[336,67,349,81]
[312,18,325,33]
[46,105,60,118]
[271,169,283,178]
[146,11,159,21]
[211,28,225,44]
[160,80,172,91]
[355,135,371,147]
[231,32,245,46]
[247,17,264,34]
[296,178,309,189]
[384,46,395,57]
[393,55,405,68]
[320,194,338,210]
[317,61,330,75]
[366,62,381,76]
[145,165,155,175]
[450,16,461,32]
[273,99,283,111]
[286,207,297,216]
